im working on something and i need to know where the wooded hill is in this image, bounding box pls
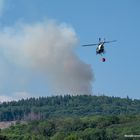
[0,95,140,121]
[1,115,140,140]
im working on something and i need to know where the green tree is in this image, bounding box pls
[64,134,78,140]
[50,132,66,140]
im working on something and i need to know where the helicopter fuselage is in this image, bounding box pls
[96,42,105,55]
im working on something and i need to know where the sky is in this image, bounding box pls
[0,0,140,101]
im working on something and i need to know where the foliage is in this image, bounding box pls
[0,115,140,140]
[0,95,140,139]
[0,95,140,121]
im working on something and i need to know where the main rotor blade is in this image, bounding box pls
[104,40,117,43]
[82,43,98,47]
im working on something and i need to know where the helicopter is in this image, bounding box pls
[82,38,116,62]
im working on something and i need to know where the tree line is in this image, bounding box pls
[0,95,140,121]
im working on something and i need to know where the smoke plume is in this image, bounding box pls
[0,21,94,95]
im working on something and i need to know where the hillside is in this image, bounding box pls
[0,95,140,121]
[0,95,140,140]
[1,115,140,140]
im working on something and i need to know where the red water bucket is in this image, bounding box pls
[102,58,106,62]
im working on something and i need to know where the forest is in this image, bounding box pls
[0,95,140,140]
[0,114,140,140]
[0,95,140,121]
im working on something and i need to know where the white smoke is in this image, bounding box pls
[0,92,32,102]
[0,20,94,95]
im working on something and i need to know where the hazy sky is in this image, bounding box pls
[0,0,140,101]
